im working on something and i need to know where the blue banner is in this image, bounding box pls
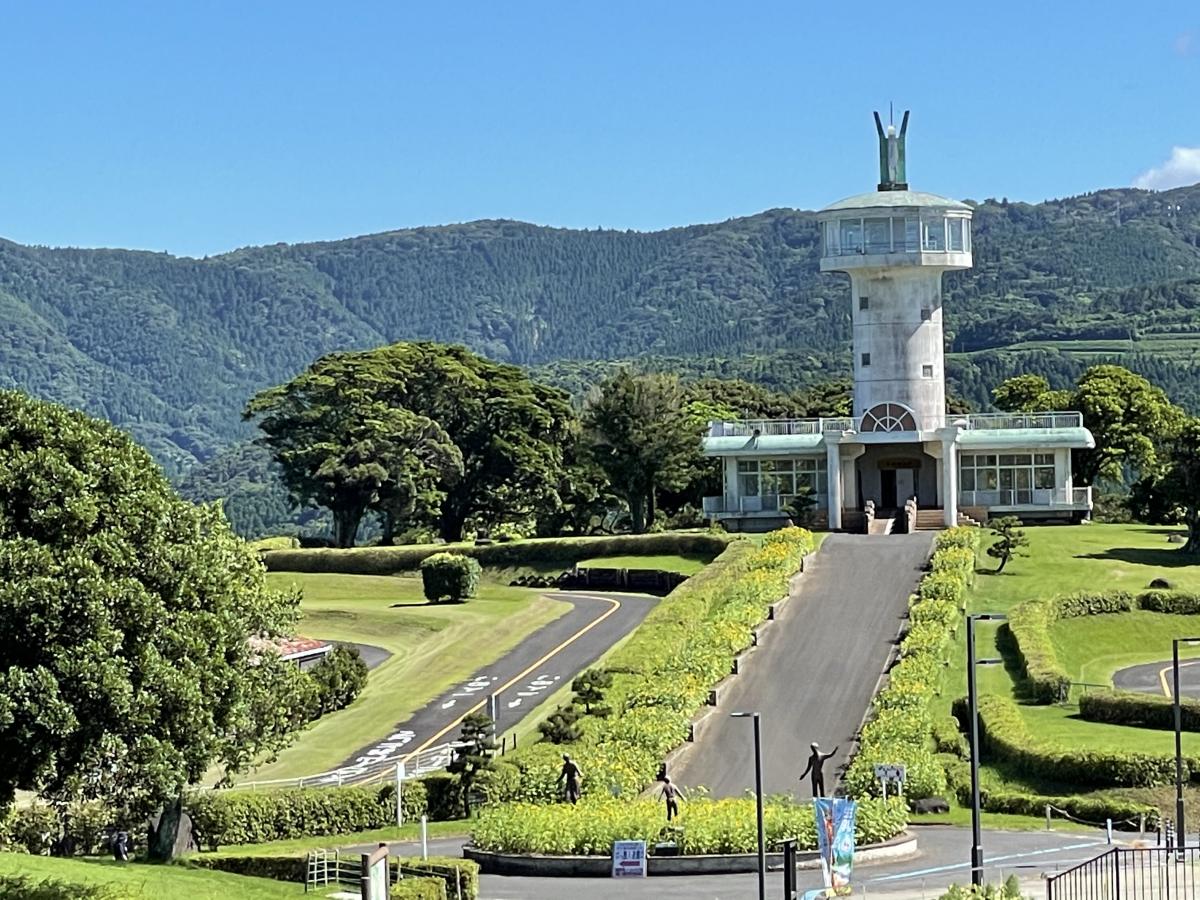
[814,797,857,895]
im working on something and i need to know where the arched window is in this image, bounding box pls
[861,403,917,433]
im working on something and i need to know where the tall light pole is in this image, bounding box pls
[731,711,766,900]
[1172,637,1200,846]
[967,613,1006,887]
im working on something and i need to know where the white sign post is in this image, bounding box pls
[611,840,647,878]
[395,761,406,827]
[873,763,907,801]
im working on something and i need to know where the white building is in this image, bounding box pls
[703,112,1094,532]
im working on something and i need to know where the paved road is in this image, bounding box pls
[673,533,934,798]
[1114,658,1200,698]
[326,591,656,785]
[357,826,1115,899]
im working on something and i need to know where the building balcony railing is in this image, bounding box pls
[706,410,1084,438]
[702,494,828,516]
[961,411,1084,430]
[706,418,855,438]
[959,486,1092,508]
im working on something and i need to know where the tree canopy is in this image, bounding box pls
[246,342,574,543]
[0,390,306,821]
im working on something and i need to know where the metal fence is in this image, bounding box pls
[215,741,458,791]
[1047,846,1200,900]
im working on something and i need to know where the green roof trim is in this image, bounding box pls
[957,428,1095,450]
[702,434,825,456]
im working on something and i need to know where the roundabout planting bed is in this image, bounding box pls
[466,796,909,873]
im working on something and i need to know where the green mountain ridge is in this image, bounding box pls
[3,184,1200,480]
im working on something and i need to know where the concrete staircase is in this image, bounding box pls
[914,508,947,531]
[867,512,896,535]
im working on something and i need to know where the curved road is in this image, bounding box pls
[325,591,657,785]
[1114,658,1200,698]
[673,533,934,798]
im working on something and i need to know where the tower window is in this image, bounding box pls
[922,364,934,378]
[861,353,871,367]
[920,307,931,321]
[859,296,870,310]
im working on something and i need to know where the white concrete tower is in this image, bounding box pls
[818,111,972,431]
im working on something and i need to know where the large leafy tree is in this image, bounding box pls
[1153,418,1200,554]
[583,371,701,533]
[247,342,574,543]
[991,365,1183,486]
[0,390,308,854]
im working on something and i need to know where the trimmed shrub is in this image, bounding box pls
[186,855,306,881]
[1079,691,1200,731]
[186,781,431,848]
[390,878,446,900]
[931,715,968,756]
[971,694,1191,788]
[263,533,730,575]
[1139,590,1200,615]
[973,790,1159,831]
[187,854,476,899]
[470,796,906,855]
[0,877,130,900]
[420,553,482,603]
[308,644,369,717]
[394,858,479,900]
[0,802,141,857]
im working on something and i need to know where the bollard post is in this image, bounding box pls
[420,815,428,860]
[1139,813,1145,838]
[1045,805,1051,831]
[1106,818,1113,844]
[780,839,797,899]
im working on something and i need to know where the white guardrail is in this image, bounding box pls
[205,741,459,791]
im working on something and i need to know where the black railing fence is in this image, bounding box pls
[1047,847,1200,900]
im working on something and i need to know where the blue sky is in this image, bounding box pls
[1,1,1197,258]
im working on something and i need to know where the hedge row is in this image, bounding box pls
[0,876,128,900]
[187,854,477,899]
[1079,691,1200,731]
[470,796,907,855]
[970,694,1194,788]
[262,533,730,575]
[842,527,979,800]
[1006,590,1200,703]
[479,529,814,802]
[940,753,1159,829]
[0,801,128,856]
[185,780,438,849]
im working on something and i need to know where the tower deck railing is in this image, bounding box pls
[706,411,1083,438]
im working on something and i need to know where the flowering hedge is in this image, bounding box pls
[843,527,980,800]
[470,796,906,855]
[480,528,814,803]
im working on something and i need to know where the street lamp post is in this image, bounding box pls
[966,613,1006,888]
[1172,637,1200,846]
[731,711,766,900]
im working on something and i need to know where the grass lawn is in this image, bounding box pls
[0,853,303,898]
[578,553,713,575]
[934,523,1200,814]
[237,573,567,781]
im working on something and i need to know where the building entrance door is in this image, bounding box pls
[880,470,897,509]
[895,468,915,505]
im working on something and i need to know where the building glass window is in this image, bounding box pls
[839,219,863,253]
[859,296,870,310]
[947,217,965,252]
[736,458,828,505]
[959,452,1056,503]
[861,352,871,367]
[865,218,891,252]
[922,216,945,251]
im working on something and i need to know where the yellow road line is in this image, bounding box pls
[1158,659,1200,697]
[350,593,622,785]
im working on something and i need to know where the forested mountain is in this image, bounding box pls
[3,183,1200,482]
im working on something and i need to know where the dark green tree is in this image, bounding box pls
[537,705,583,744]
[448,712,498,815]
[572,669,613,715]
[1157,418,1200,554]
[985,516,1030,573]
[0,391,308,858]
[308,645,370,717]
[992,374,1054,413]
[582,371,702,533]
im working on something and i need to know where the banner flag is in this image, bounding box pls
[813,797,857,895]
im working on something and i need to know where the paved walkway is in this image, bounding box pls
[1114,658,1200,698]
[672,533,934,797]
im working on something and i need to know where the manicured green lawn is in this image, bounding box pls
[578,553,712,574]
[939,523,1200,806]
[0,853,303,898]
[236,574,567,781]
